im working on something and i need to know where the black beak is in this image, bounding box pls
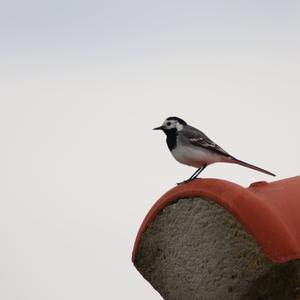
[153,126,163,130]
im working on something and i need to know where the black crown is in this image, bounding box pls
[166,117,187,125]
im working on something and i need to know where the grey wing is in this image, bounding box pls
[181,125,231,157]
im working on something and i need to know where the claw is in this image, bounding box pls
[176,178,197,185]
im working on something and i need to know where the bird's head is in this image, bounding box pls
[153,117,187,134]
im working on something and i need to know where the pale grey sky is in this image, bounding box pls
[1,1,300,299]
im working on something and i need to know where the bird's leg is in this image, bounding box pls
[177,168,203,185]
[189,167,204,180]
[192,164,207,179]
[177,165,207,185]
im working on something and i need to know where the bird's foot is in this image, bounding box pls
[177,177,199,185]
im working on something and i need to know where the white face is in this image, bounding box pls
[162,119,184,131]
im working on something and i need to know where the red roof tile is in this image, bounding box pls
[132,176,300,263]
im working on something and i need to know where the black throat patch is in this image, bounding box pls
[164,128,178,151]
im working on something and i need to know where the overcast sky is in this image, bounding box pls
[1,1,300,299]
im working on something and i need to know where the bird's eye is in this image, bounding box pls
[166,122,171,126]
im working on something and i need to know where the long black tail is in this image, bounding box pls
[231,157,275,176]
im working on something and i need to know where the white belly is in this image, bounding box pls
[171,145,227,167]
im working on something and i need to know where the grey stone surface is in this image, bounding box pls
[135,197,300,300]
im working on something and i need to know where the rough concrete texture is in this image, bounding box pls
[134,197,300,300]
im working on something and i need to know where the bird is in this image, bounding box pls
[153,116,275,184]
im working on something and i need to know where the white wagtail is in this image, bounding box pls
[154,117,275,184]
